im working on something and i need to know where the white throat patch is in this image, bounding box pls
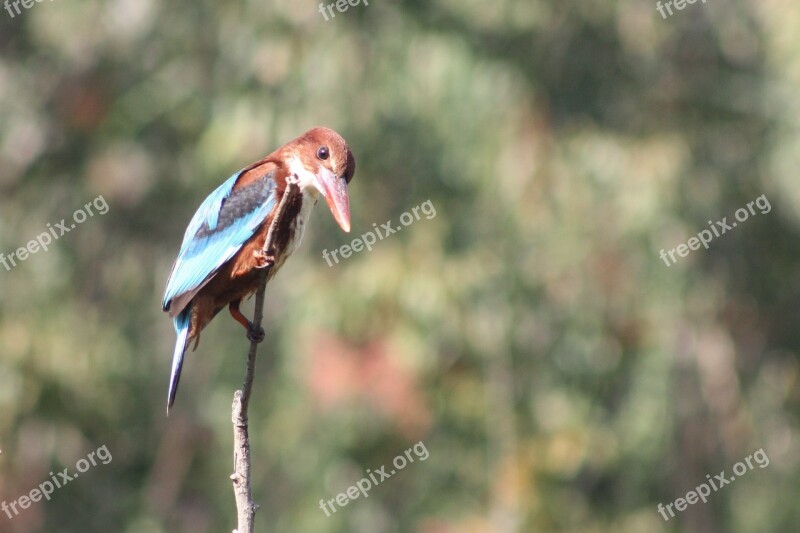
[285,155,322,255]
[287,155,323,199]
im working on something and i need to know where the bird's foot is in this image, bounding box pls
[253,249,275,270]
[247,323,265,343]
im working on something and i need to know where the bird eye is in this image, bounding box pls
[317,146,329,160]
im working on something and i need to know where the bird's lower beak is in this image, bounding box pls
[320,169,351,232]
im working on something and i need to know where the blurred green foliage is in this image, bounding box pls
[1,0,799,531]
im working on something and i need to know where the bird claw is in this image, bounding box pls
[254,249,275,270]
[247,324,265,343]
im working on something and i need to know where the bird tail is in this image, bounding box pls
[167,308,191,415]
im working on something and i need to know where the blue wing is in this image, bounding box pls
[162,168,277,311]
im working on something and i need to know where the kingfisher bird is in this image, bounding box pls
[162,127,355,413]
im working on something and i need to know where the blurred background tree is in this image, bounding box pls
[0,0,798,531]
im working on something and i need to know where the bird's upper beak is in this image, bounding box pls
[317,167,351,232]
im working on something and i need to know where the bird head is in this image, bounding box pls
[288,127,355,233]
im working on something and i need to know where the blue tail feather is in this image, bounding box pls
[167,308,191,414]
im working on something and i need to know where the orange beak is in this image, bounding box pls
[319,168,351,232]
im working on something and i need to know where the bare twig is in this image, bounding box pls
[231,181,298,533]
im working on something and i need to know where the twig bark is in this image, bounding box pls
[231,181,297,533]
